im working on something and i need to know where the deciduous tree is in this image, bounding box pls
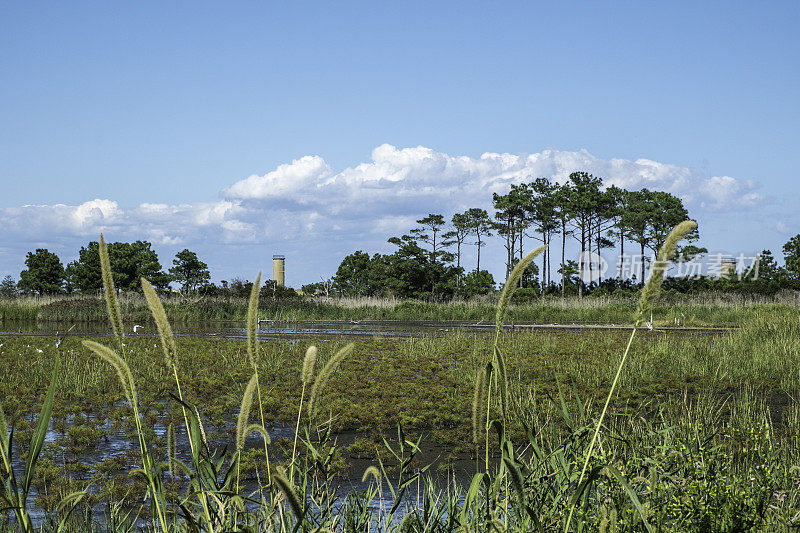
[18,249,65,295]
[70,240,170,292]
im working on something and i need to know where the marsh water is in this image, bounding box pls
[0,319,731,526]
[0,318,731,339]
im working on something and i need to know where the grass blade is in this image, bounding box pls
[605,464,654,533]
[23,358,59,497]
[0,405,9,472]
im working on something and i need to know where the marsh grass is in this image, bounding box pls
[2,323,800,530]
[5,290,800,327]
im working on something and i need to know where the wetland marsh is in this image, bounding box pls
[2,305,800,530]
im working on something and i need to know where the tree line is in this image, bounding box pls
[6,170,800,300]
[327,172,701,299]
[2,241,212,296]
[323,172,800,300]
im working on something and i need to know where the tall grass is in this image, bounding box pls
[4,291,800,326]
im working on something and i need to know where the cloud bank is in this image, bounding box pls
[0,145,765,282]
[224,145,763,215]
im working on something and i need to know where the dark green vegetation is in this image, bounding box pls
[1,311,800,530]
[16,250,65,296]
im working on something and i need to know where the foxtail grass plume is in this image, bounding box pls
[99,234,124,340]
[141,278,177,368]
[495,244,548,331]
[240,423,271,445]
[565,220,695,533]
[247,272,262,368]
[503,455,527,509]
[361,465,381,484]
[301,346,317,385]
[635,220,698,325]
[236,373,259,450]
[194,406,209,447]
[82,340,137,405]
[472,364,489,445]
[494,344,510,420]
[273,466,304,520]
[308,343,354,419]
[492,244,546,420]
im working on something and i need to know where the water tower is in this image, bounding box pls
[272,255,285,287]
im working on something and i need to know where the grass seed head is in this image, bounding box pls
[141,277,177,368]
[472,365,489,445]
[247,272,262,368]
[242,423,271,445]
[236,373,259,450]
[361,465,381,485]
[302,346,317,386]
[309,343,354,419]
[636,220,698,324]
[496,244,548,329]
[194,406,208,447]
[82,340,137,406]
[99,234,124,340]
[274,466,304,520]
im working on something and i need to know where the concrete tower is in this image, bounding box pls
[272,255,285,287]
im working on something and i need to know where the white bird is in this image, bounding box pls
[133,325,143,333]
[645,312,654,331]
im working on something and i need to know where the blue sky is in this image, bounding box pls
[1,1,798,286]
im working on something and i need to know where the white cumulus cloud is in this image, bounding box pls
[223,145,764,224]
[0,145,768,282]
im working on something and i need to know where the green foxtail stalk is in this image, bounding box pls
[246,273,273,486]
[564,220,696,533]
[290,345,317,483]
